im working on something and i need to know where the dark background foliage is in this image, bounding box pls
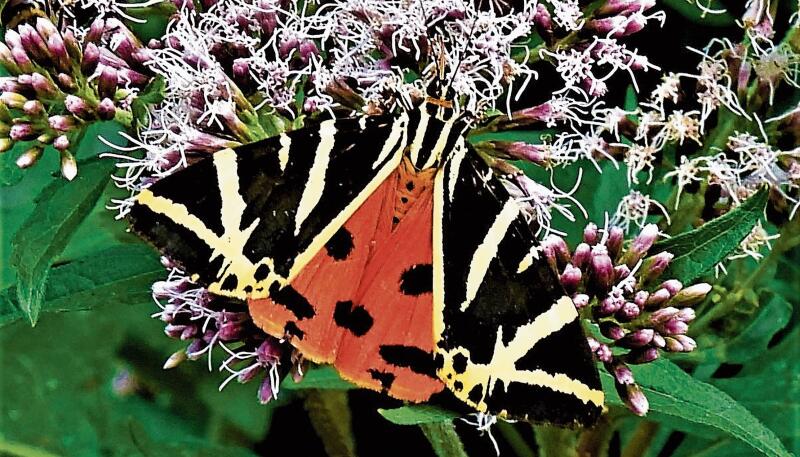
[0,1,798,456]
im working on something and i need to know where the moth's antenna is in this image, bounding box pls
[442,7,480,109]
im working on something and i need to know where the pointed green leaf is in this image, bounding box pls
[378,405,460,425]
[0,244,163,327]
[601,358,791,457]
[420,422,469,457]
[652,188,768,283]
[9,157,115,325]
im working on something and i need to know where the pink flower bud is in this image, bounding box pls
[53,135,70,151]
[634,290,649,307]
[0,44,20,73]
[572,293,590,309]
[616,301,641,321]
[98,98,116,120]
[4,30,22,49]
[606,359,634,385]
[493,141,550,165]
[651,333,665,348]
[186,339,208,360]
[16,146,43,168]
[30,72,58,98]
[673,335,697,352]
[532,3,553,31]
[600,321,625,340]
[49,114,75,131]
[621,329,654,348]
[645,288,671,308]
[649,306,679,324]
[61,30,82,61]
[65,95,92,118]
[589,245,615,293]
[98,66,118,99]
[584,223,599,245]
[257,338,282,364]
[621,382,649,416]
[595,343,613,362]
[614,264,631,282]
[86,18,106,43]
[662,319,688,335]
[22,100,43,116]
[624,224,659,267]
[660,279,683,297]
[10,123,36,141]
[625,347,659,364]
[560,264,582,293]
[298,41,319,63]
[669,283,711,307]
[11,46,34,73]
[56,73,76,91]
[82,43,100,75]
[640,252,673,284]
[47,34,71,72]
[572,243,591,269]
[606,226,624,260]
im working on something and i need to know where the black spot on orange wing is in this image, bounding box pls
[220,274,238,291]
[285,321,304,340]
[334,300,374,336]
[399,264,433,295]
[379,345,438,379]
[269,284,315,319]
[325,227,355,260]
[368,369,396,391]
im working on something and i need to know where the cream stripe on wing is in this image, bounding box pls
[432,162,447,341]
[446,139,467,201]
[421,117,455,170]
[294,119,337,236]
[460,199,520,312]
[277,133,291,172]
[372,113,409,169]
[408,107,430,166]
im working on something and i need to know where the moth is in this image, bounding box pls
[129,99,604,426]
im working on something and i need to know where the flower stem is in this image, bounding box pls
[620,421,660,457]
[534,425,579,457]
[497,422,536,457]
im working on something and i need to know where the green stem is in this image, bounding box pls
[534,425,579,457]
[693,217,800,332]
[620,421,660,457]
[498,421,536,457]
[576,414,618,457]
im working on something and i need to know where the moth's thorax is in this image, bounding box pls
[393,155,436,228]
[403,104,469,171]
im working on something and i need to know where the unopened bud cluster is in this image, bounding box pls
[0,17,153,179]
[542,223,711,416]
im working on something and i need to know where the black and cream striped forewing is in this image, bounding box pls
[129,115,411,299]
[432,144,604,426]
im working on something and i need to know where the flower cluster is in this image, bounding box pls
[0,16,154,178]
[542,223,711,415]
[152,258,294,405]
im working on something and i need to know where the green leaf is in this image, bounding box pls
[0,244,163,328]
[652,188,768,283]
[283,365,356,391]
[378,405,460,425]
[601,358,791,457]
[420,422,469,457]
[130,75,166,127]
[9,157,115,325]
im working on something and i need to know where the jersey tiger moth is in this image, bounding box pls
[128,101,604,426]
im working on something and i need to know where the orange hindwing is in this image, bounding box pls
[248,158,443,401]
